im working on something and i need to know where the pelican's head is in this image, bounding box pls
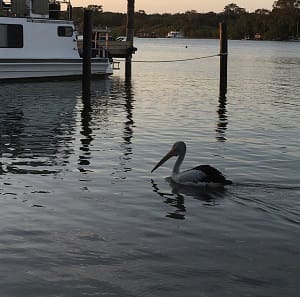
[172,141,186,155]
[151,141,186,173]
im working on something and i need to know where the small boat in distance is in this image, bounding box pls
[167,31,184,38]
[0,0,113,81]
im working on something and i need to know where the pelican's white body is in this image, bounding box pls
[172,169,206,186]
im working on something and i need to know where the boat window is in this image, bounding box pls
[0,24,23,48]
[57,26,73,37]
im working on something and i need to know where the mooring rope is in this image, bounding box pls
[113,53,220,63]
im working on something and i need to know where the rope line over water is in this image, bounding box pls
[114,53,220,63]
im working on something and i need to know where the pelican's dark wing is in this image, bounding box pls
[189,165,232,185]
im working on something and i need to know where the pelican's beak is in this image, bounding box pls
[151,147,177,173]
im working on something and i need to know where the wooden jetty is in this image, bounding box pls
[78,36,136,62]
[81,0,136,95]
[97,40,135,58]
[77,26,136,60]
[80,0,136,76]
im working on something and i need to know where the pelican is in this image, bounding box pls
[151,141,232,187]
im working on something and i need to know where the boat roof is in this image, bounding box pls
[0,0,72,20]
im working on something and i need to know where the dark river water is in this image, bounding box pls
[0,39,299,296]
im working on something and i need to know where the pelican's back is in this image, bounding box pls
[189,165,232,185]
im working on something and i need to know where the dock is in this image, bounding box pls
[97,41,136,58]
[78,39,136,59]
[78,0,137,75]
[77,38,137,70]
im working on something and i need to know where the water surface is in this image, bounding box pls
[0,39,299,296]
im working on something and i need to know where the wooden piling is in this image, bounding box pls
[125,0,135,79]
[219,22,228,99]
[82,9,93,97]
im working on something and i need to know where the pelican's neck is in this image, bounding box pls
[172,151,185,175]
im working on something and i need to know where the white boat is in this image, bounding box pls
[0,0,113,81]
[167,31,184,38]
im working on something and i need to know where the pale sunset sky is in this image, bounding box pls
[71,0,275,13]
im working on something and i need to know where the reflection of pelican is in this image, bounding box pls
[151,141,232,187]
[151,179,186,220]
[151,178,226,220]
[167,177,226,199]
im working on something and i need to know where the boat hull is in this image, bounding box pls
[0,58,113,81]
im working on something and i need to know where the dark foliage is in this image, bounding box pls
[70,1,300,40]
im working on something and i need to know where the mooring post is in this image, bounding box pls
[82,9,93,98]
[219,22,228,99]
[125,0,135,79]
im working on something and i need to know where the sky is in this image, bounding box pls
[71,0,275,14]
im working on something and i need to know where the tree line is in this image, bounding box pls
[72,0,300,40]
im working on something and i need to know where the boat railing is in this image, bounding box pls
[0,0,11,16]
[0,0,73,20]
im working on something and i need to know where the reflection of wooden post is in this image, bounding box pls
[219,22,228,99]
[125,0,135,79]
[82,9,93,98]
